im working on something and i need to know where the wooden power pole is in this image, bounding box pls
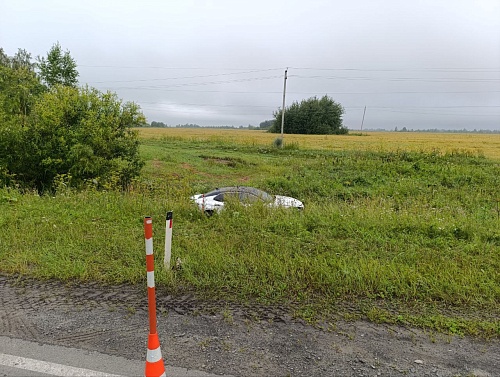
[360,106,366,131]
[280,68,288,142]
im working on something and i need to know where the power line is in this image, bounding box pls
[291,75,500,83]
[291,67,500,72]
[86,69,283,84]
[86,72,500,85]
[102,75,283,90]
[79,65,285,70]
[138,102,274,108]
[375,108,500,117]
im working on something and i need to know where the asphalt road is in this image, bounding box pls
[0,336,230,377]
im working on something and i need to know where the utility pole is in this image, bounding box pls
[280,68,288,142]
[360,106,366,131]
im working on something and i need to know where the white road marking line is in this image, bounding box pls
[0,352,125,377]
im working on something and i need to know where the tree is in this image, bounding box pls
[1,44,146,192]
[0,48,8,66]
[269,95,347,135]
[259,119,274,129]
[37,42,78,88]
[1,85,145,192]
[150,121,167,127]
[1,48,43,185]
[0,48,45,125]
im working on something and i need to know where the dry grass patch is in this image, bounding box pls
[137,128,500,160]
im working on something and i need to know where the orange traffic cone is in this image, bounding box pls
[145,332,166,377]
[144,217,166,377]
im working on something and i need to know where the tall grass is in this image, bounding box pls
[1,135,499,335]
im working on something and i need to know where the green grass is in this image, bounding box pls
[1,136,499,337]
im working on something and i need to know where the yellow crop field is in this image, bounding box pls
[138,128,500,160]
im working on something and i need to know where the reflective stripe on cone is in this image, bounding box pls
[145,333,165,377]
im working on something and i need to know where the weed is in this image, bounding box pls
[198,338,211,350]
[222,340,232,352]
[222,308,234,325]
[337,331,355,340]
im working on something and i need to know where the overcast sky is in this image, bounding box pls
[1,0,499,130]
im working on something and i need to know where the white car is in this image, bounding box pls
[191,186,304,214]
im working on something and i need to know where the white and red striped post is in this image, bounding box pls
[144,217,166,377]
[164,211,173,270]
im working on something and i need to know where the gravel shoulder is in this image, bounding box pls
[0,275,498,376]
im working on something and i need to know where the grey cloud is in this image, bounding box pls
[1,0,498,129]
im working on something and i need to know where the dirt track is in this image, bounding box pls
[0,275,498,376]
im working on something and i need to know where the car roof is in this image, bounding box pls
[204,186,272,199]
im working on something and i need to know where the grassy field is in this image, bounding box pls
[1,129,499,337]
[139,128,500,160]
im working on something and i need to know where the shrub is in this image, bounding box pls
[0,85,145,192]
[269,95,347,135]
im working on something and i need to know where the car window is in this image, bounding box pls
[224,192,239,201]
[205,189,221,197]
[249,189,272,202]
[240,192,263,203]
[204,187,272,203]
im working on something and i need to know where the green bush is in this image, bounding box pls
[270,95,347,135]
[0,85,145,192]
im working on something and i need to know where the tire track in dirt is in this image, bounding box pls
[0,310,41,340]
[0,275,295,324]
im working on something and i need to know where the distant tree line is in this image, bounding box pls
[391,127,500,134]
[147,122,260,129]
[259,120,273,129]
[150,121,169,127]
